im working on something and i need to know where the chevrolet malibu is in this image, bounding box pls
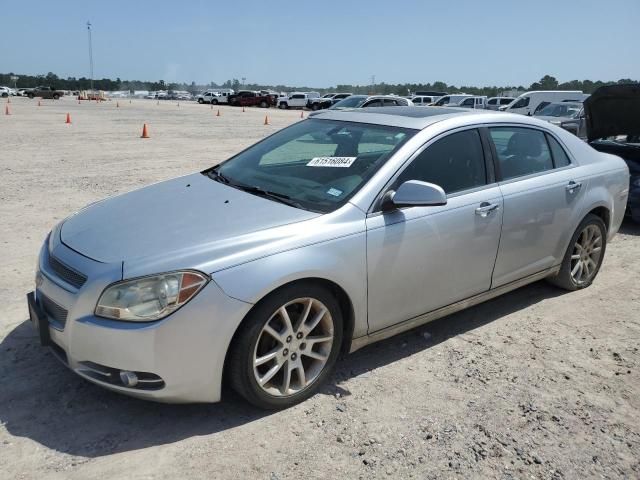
[28,107,629,409]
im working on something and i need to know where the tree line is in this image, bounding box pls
[1,72,637,96]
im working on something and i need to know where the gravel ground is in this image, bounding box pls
[1,96,639,479]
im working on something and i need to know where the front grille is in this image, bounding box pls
[48,255,87,289]
[38,292,68,328]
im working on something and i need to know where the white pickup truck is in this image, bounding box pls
[277,92,320,109]
[197,89,234,105]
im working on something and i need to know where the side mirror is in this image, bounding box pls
[381,180,447,211]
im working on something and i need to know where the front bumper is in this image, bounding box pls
[31,237,252,403]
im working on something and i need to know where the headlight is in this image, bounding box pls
[95,271,208,321]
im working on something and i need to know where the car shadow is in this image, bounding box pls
[0,280,563,458]
[619,217,640,236]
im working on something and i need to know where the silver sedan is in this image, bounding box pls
[28,107,629,409]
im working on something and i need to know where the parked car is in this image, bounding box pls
[0,86,10,97]
[411,95,439,106]
[228,90,274,108]
[533,101,583,126]
[309,95,413,116]
[28,107,628,409]
[500,91,585,116]
[430,94,472,106]
[572,84,640,222]
[27,86,65,99]
[307,93,353,111]
[17,88,33,97]
[414,90,448,97]
[455,96,488,109]
[278,92,320,109]
[486,97,515,111]
[144,92,157,99]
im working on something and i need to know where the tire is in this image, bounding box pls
[547,214,607,291]
[53,94,60,100]
[212,99,218,105]
[311,103,319,111]
[28,93,34,99]
[198,98,204,104]
[1,92,7,98]
[279,102,288,109]
[260,101,268,108]
[228,282,343,409]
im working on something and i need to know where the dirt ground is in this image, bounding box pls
[1,96,639,480]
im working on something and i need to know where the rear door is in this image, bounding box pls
[366,127,503,332]
[488,125,587,287]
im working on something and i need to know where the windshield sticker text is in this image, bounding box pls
[327,188,343,197]
[307,156,357,168]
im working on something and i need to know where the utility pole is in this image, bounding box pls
[242,77,246,87]
[370,75,376,94]
[87,21,94,92]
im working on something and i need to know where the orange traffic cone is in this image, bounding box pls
[157,100,159,106]
[78,99,81,104]
[141,123,150,138]
[38,100,41,107]
[177,102,180,107]
[116,101,120,108]
[210,103,213,110]
[264,115,270,125]
[5,105,10,115]
[6,97,10,104]
[242,106,245,113]
[216,109,221,117]
[65,113,71,124]
[300,111,304,119]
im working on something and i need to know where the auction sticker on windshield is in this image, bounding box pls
[307,157,357,167]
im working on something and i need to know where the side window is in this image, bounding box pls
[460,98,474,106]
[292,94,304,99]
[489,127,553,180]
[510,97,530,109]
[395,129,487,194]
[500,98,513,105]
[383,99,398,106]
[534,101,550,114]
[546,134,571,167]
[488,98,497,105]
[363,99,383,107]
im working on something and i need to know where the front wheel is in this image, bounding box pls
[228,283,343,409]
[212,99,218,105]
[547,214,607,291]
[311,103,320,111]
[198,98,204,104]
[53,94,60,100]
[259,100,268,108]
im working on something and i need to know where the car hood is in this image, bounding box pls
[60,173,320,265]
[584,84,640,142]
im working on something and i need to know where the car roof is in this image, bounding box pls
[311,106,526,130]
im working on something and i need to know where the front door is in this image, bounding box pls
[366,128,503,333]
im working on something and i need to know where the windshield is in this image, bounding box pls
[330,96,367,109]
[207,119,416,213]
[535,103,582,117]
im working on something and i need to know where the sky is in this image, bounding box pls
[1,0,638,88]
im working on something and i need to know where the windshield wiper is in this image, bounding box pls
[231,184,306,209]
[206,167,230,184]
[206,168,308,210]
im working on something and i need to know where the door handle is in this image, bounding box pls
[475,202,499,217]
[566,181,582,193]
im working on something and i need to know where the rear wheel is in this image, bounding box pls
[53,94,60,100]
[212,99,218,105]
[547,214,606,290]
[198,98,204,104]
[260,100,268,108]
[228,283,343,409]
[311,103,320,111]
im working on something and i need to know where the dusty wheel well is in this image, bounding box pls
[588,206,610,232]
[221,278,356,391]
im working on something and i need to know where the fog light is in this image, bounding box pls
[119,370,138,387]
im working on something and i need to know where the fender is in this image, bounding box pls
[212,231,369,338]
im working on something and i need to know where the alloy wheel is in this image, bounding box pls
[570,224,603,285]
[253,297,334,397]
